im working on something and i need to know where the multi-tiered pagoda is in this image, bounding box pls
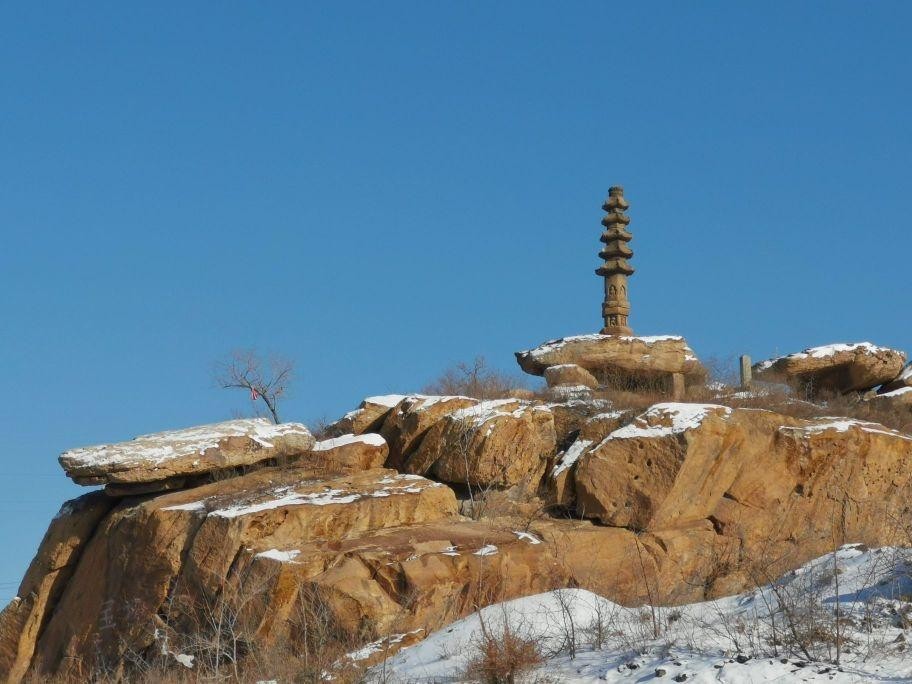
[596,185,634,335]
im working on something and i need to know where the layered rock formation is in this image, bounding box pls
[4,388,912,681]
[753,342,907,397]
[516,333,704,397]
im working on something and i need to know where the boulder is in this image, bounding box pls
[753,342,907,396]
[406,400,557,488]
[380,395,478,469]
[880,363,912,394]
[26,467,457,679]
[308,433,389,471]
[544,364,599,389]
[58,418,315,487]
[324,394,408,436]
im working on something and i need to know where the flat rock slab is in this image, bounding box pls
[515,334,703,383]
[753,342,906,395]
[59,418,315,486]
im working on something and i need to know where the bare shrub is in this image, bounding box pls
[464,607,544,684]
[424,356,528,400]
[214,348,294,424]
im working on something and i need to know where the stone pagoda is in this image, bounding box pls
[514,185,705,400]
[597,186,634,335]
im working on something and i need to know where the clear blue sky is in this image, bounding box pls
[1,2,910,594]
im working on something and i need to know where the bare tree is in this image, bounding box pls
[214,349,294,424]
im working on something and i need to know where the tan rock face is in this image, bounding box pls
[753,342,907,395]
[380,395,478,469]
[325,394,408,436]
[0,493,114,684]
[575,403,736,529]
[575,403,912,568]
[27,467,456,679]
[406,401,557,488]
[308,433,389,471]
[516,334,703,380]
[544,364,599,389]
[234,522,567,649]
[59,419,315,487]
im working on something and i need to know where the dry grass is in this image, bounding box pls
[464,611,545,684]
[424,356,531,400]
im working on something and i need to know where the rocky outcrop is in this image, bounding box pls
[7,392,912,680]
[380,395,478,469]
[58,418,315,488]
[26,467,457,679]
[753,342,907,396]
[406,400,556,488]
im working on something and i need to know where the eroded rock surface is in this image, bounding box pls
[753,342,906,396]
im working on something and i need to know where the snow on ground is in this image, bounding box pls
[369,545,912,683]
[60,418,311,470]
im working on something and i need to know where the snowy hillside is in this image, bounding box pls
[369,545,912,683]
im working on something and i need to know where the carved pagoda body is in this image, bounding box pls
[597,186,634,335]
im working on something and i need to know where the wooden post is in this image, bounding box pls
[740,355,752,390]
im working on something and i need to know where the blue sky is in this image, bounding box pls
[1,2,910,593]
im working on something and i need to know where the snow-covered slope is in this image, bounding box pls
[369,545,912,682]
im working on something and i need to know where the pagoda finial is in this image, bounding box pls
[596,185,634,335]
